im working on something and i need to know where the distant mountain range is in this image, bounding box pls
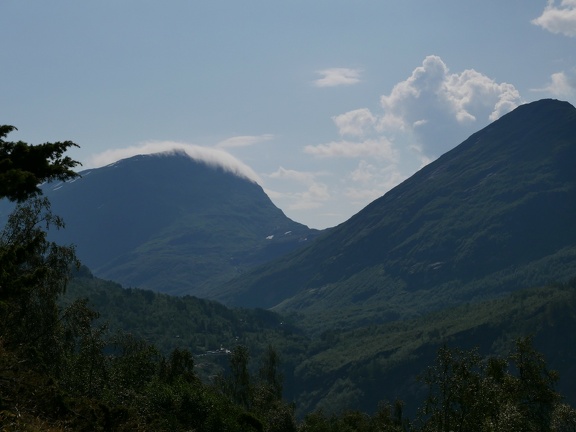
[218,99,576,330]
[9,152,321,296]
[2,99,574,319]
[3,98,576,417]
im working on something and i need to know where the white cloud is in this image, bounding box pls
[265,167,331,211]
[344,160,408,202]
[532,0,576,37]
[376,55,522,156]
[290,55,523,227]
[87,141,262,184]
[313,68,362,87]
[332,108,377,137]
[288,183,331,210]
[349,160,379,183]
[309,56,522,161]
[382,55,521,125]
[303,137,397,160]
[532,69,576,96]
[216,134,274,148]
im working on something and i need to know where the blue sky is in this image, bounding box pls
[2,1,575,229]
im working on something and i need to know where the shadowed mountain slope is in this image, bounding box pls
[29,152,320,296]
[218,99,576,328]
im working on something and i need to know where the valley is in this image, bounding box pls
[2,98,576,430]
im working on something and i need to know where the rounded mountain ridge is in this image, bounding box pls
[41,150,319,296]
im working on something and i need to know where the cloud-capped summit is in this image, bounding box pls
[28,151,320,296]
[88,141,263,185]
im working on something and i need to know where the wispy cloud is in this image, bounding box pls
[87,141,262,184]
[532,69,576,97]
[343,160,408,203]
[216,134,274,149]
[267,166,319,184]
[304,138,397,160]
[532,0,576,37]
[313,68,362,87]
[265,167,330,211]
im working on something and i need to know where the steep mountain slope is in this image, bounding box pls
[290,278,576,416]
[32,152,320,296]
[219,99,576,327]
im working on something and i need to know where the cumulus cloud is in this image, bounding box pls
[307,56,522,160]
[314,68,362,87]
[379,56,521,142]
[332,109,377,137]
[532,0,576,37]
[291,55,523,226]
[532,69,576,96]
[216,134,274,148]
[87,141,262,184]
[304,56,520,162]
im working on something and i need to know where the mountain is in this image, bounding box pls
[14,151,320,296]
[218,99,576,330]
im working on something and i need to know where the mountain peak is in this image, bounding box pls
[31,152,320,296]
[90,145,262,185]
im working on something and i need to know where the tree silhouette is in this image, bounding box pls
[0,125,80,202]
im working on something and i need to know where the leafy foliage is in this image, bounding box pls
[0,197,79,369]
[0,125,80,202]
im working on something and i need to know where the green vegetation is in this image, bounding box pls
[3,204,576,431]
[0,124,80,202]
[62,270,310,390]
[0,129,296,431]
[290,278,576,416]
[3,107,576,431]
